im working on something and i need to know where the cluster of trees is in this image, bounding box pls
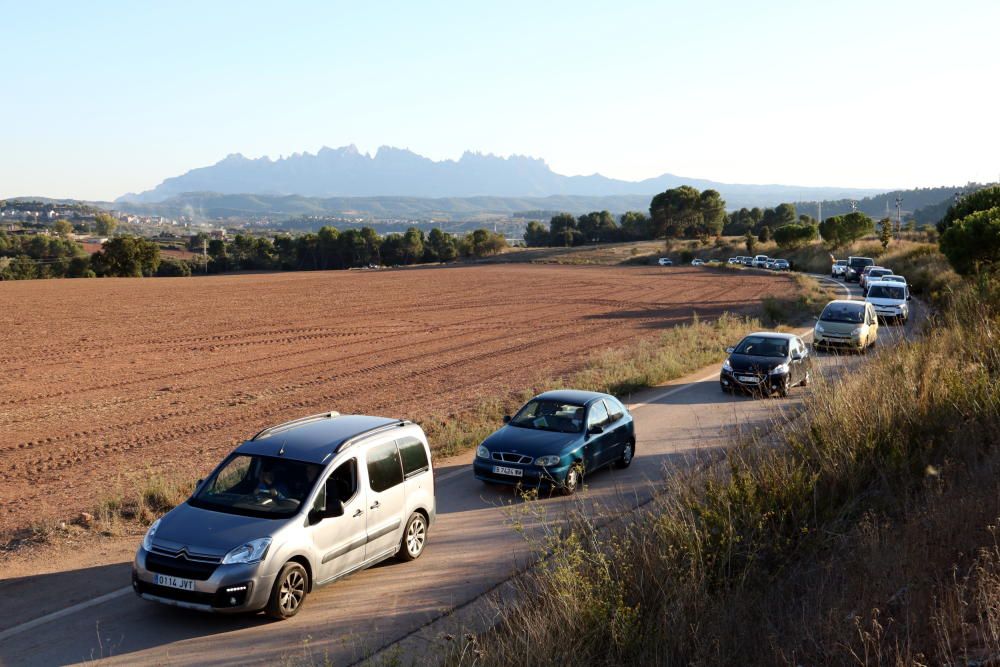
[817,212,875,249]
[649,186,726,239]
[202,226,505,274]
[0,231,91,280]
[0,231,164,280]
[524,210,651,247]
[938,186,1000,275]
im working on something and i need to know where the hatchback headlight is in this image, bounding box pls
[534,455,561,467]
[142,518,161,552]
[722,358,733,372]
[770,363,789,375]
[476,444,490,459]
[222,537,272,565]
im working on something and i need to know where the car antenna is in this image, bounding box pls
[278,441,286,456]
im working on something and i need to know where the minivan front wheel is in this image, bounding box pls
[266,562,308,620]
[398,512,427,562]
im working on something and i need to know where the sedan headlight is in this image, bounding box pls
[770,363,789,375]
[476,444,490,459]
[851,327,864,336]
[142,518,161,552]
[721,358,733,372]
[222,537,272,565]
[534,455,561,467]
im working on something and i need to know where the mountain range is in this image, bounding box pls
[117,145,885,211]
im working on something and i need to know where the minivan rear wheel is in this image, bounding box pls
[266,562,308,620]
[397,512,427,562]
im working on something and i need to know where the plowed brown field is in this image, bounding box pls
[0,264,793,540]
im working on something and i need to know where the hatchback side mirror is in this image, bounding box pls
[725,346,735,354]
[502,415,511,424]
[791,351,803,361]
[588,424,604,435]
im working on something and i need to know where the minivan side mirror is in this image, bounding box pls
[502,415,511,424]
[308,499,344,525]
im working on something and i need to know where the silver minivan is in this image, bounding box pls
[132,412,435,619]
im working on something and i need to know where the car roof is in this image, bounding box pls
[743,331,798,341]
[534,389,613,405]
[867,279,906,288]
[825,299,865,307]
[235,414,406,464]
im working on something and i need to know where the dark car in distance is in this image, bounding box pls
[472,390,635,494]
[720,332,812,397]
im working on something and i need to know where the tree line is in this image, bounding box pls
[0,224,508,281]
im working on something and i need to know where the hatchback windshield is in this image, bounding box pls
[868,285,905,300]
[510,399,585,433]
[820,303,865,324]
[733,335,788,358]
[190,454,323,518]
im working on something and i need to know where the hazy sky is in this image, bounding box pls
[2,0,998,200]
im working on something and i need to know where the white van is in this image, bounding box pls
[865,279,910,324]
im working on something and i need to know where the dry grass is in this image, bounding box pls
[444,277,1000,666]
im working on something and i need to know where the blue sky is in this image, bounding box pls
[2,0,998,200]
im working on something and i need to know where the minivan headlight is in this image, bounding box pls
[476,444,490,459]
[142,518,161,552]
[222,537,272,565]
[814,323,825,333]
[851,327,864,336]
[534,455,561,467]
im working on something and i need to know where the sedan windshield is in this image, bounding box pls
[868,285,905,300]
[733,335,788,358]
[189,454,322,519]
[820,303,864,324]
[510,399,585,433]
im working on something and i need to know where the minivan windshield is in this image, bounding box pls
[189,454,323,519]
[820,303,865,324]
[868,285,905,300]
[510,399,585,433]
[733,335,788,358]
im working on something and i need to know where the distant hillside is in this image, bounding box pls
[792,185,991,221]
[112,192,656,221]
[117,145,883,209]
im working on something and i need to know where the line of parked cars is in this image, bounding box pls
[132,257,912,621]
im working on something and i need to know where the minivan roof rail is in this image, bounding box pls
[336,420,411,454]
[252,411,341,440]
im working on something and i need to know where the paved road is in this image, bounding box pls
[0,276,913,666]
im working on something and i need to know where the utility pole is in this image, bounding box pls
[818,201,822,223]
[850,200,858,213]
[895,196,902,236]
[202,236,208,274]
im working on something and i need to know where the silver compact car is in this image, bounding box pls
[132,412,435,619]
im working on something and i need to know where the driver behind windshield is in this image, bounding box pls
[255,465,291,500]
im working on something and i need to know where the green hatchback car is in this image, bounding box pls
[813,300,879,353]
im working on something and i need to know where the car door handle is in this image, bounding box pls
[352,509,363,518]
[370,501,380,510]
